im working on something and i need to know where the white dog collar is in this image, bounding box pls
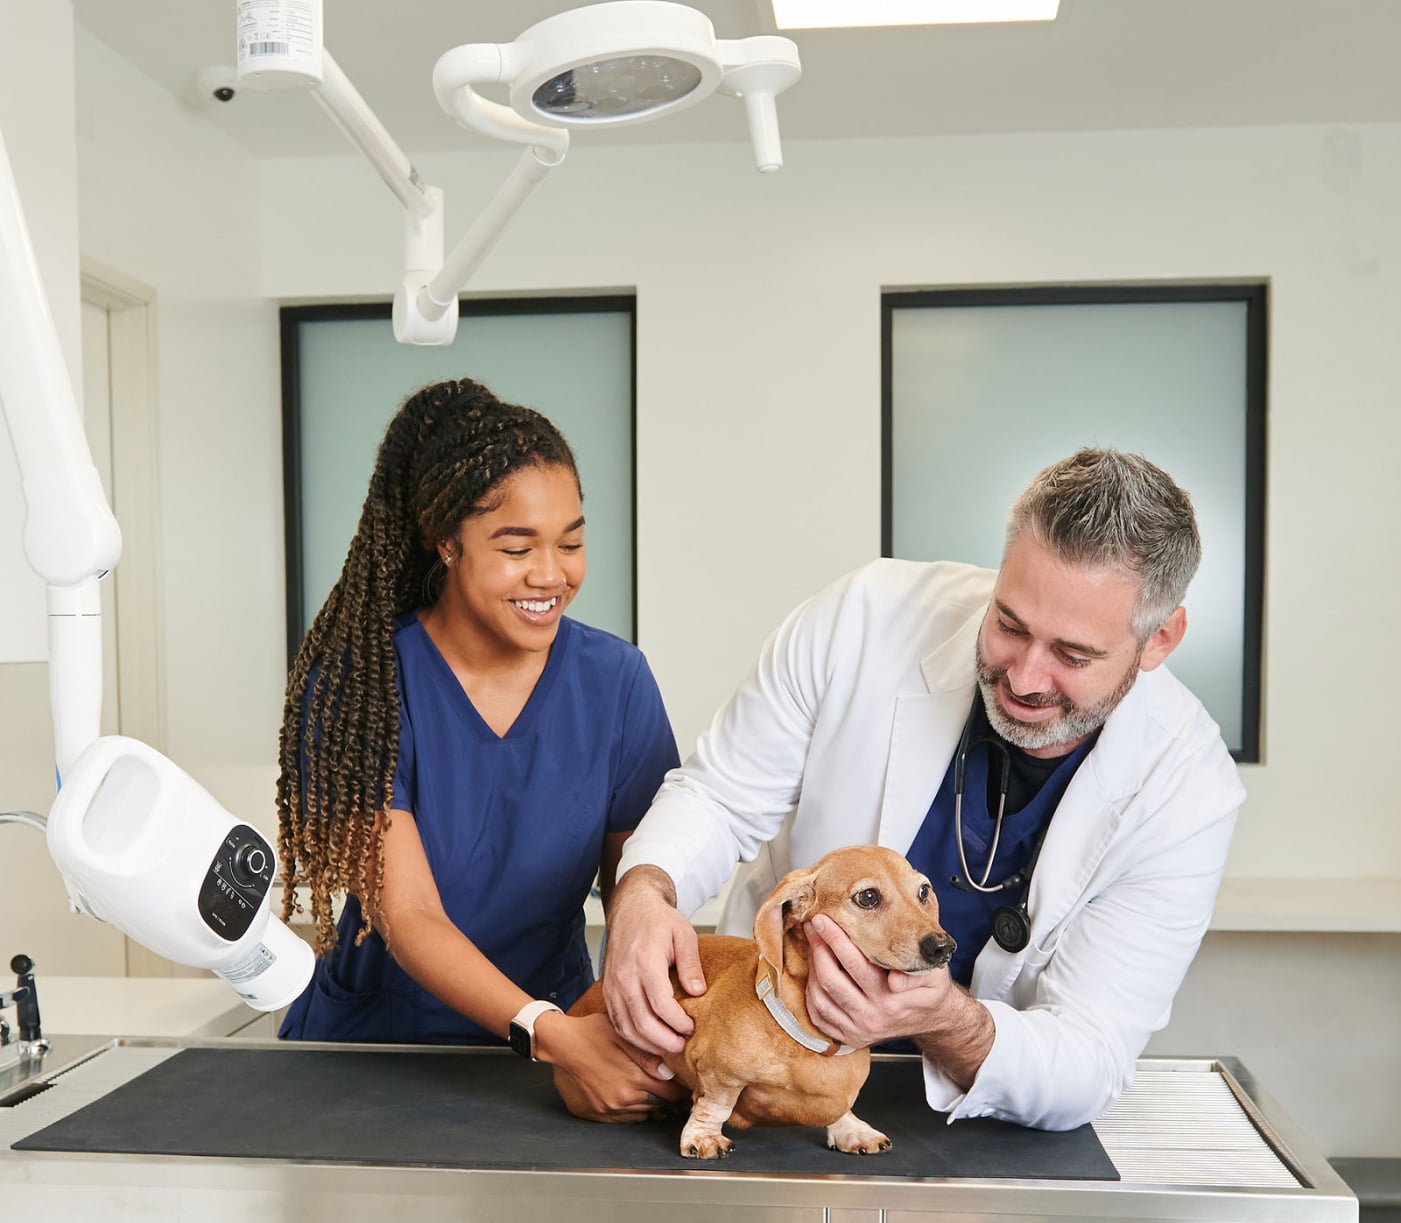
[754,958,855,1057]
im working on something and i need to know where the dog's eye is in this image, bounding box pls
[918,882,931,904]
[852,888,881,910]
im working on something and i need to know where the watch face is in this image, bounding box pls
[508,1020,533,1059]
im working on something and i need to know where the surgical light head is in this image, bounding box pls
[434,2,802,171]
[531,55,705,121]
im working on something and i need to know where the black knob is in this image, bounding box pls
[10,954,32,976]
[232,843,269,885]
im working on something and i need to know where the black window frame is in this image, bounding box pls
[880,283,1267,763]
[280,296,639,666]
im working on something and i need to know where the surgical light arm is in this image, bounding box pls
[302,50,568,346]
[0,122,312,1011]
[244,2,799,348]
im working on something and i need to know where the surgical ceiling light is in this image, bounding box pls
[236,1,801,345]
[771,0,1060,28]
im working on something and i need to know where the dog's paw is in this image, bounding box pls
[680,1131,734,1159]
[825,1112,891,1155]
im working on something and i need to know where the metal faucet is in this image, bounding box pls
[1,810,51,1056]
[0,808,47,833]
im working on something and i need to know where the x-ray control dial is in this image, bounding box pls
[197,823,275,942]
[232,844,269,886]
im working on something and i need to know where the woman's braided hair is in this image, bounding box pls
[276,378,580,954]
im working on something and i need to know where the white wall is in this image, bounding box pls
[74,29,285,825]
[258,124,1401,883]
[2,10,1397,1159]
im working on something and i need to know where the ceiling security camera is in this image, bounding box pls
[189,66,240,108]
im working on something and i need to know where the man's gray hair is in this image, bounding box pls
[1006,448,1202,643]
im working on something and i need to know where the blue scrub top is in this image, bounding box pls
[280,613,679,1045]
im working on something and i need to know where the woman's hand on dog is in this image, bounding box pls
[538,1011,686,1122]
[602,866,708,1058]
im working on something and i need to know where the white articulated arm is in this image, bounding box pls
[0,119,313,1012]
[0,124,120,782]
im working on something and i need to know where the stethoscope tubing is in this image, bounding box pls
[950,694,1047,953]
[952,700,1016,894]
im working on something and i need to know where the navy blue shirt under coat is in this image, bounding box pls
[905,701,1093,986]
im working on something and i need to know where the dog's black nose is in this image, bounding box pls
[921,932,956,968]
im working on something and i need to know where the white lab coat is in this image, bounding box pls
[618,559,1244,1130]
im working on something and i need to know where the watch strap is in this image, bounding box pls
[509,999,563,1061]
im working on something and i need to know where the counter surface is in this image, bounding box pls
[0,1039,1359,1223]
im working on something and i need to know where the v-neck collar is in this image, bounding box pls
[408,613,572,743]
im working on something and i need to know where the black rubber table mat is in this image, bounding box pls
[14,1047,1118,1180]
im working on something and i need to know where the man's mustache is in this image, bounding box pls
[978,666,1068,711]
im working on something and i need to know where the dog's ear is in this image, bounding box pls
[753,867,819,973]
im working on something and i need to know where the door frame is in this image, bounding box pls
[80,258,166,753]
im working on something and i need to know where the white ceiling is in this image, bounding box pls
[73,0,1401,160]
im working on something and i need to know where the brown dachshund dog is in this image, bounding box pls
[555,845,955,1159]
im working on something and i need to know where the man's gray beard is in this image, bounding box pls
[975,652,1140,753]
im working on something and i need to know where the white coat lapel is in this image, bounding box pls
[877,604,982,855]
[971,673,1151,998]
[1028,675,1152,929]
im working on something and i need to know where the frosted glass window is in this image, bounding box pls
[884,288,1265,761]
[284,299,635,655]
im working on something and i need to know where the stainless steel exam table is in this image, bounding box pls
[0,1035,1358,1221]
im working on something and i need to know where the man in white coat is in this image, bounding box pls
[605,449,1244,1131]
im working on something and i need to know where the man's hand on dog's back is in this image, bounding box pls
[603,865,708,1058]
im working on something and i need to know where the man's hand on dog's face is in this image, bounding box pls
[803,915,957,1047]
[602,865,708,1059]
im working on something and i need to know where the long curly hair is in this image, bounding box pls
[277,378,579,954]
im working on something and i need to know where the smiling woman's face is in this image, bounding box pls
[437,462,586,659]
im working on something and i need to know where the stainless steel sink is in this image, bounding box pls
[0,1034,111,1108]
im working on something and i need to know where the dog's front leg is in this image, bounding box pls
[680,1079,744,1159]
[826,1110,892,1155]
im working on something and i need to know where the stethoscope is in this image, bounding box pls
[948,697,1052,954]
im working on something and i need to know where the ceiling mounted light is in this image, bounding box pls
[772,0,1060,28]
[460,4,726,129]
[433,3,801,163]
[237,1,799,345]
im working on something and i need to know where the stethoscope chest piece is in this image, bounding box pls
[990,903,1031,953]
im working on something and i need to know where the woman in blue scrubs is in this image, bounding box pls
[275,378,683,1119]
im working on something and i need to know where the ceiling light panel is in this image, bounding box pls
[771,0,1060,29]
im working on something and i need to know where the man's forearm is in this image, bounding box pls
[612,863,679,908]
[912,985,996,1090]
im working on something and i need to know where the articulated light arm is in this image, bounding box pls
[312,48,569,345]
[0,123,312,1011]
[0,125,120,783]
[275,47,569,346]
